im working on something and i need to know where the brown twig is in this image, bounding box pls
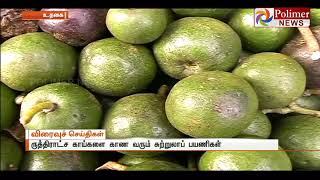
[298,27,320,61]
[157,85,170,98]
[262,102,320,118]
[95,161,128,171]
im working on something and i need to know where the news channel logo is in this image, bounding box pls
[254,8,275,27]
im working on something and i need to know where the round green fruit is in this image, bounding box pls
[20,82,102,129]
[233,52,306,109]
[104,93,183,139]
[229,9,295,52]
[103,92,184,156]
[126,160,187,171]
[21,152,99,171]
[172,8,234,20]
[0,32,78,91]
[238,111,272,139]
[236,134,265,139]
[311,9,320,26]
[153,17,242,79]
[1,135,23,171]
[271,115,320,170]
[165,71,259,138]
[107,9,172,44]
[79,38,157,97]
[199,150,292,171]
[1,83,19,129]
[118,154,179,166]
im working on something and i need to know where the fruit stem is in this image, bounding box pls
[95,161,127,171]
[262,107,293,114]
[157,85,170,98]
[15,94,25,105]
[19,101,57,125]
[262,102,320,118]
[298,27,320,61]
[303,89,320,96]
[182,63,200,77]
[3,122,25,142]
[8,164,18,171]
[288,102,320,117]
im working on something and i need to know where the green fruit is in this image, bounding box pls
[1,83,19,129]
[165,71,259,138]
[118,154,179,166]
[153,17,242,79]
[236,134,265,139]
[104,93,183,138]
[172,8,234,20]
[103,92,184,156]
[294,95,320,111]
[199,150,292,171]
[1,135,23,171]
[271,115,320,170]
[229,9,295,52]
[126,160,187,171]
[21,152,99,171]
[311,9,320,26]
[107,9,172,44]
[20,82,102,129]
[0,32,78,91]
[79,38,157,97]
[233,52,306,109]
[238,111,271,139]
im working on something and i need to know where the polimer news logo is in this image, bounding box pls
[255,8,274,27]
[254,8,310,27]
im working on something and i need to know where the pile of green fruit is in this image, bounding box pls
[1,8,320,171]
